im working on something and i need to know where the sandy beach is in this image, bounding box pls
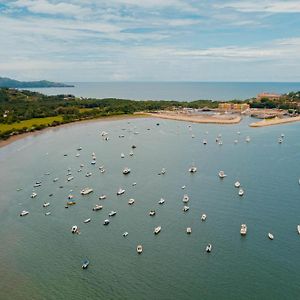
[0,113,148,149]
[249,116,300,127]
[146,111,242,124]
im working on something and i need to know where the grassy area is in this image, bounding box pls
[0,116,63,132]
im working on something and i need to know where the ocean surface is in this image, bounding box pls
[27,82,300,101]
[0,116,300,299]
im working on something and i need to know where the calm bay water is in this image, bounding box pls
[27,82,300,101]
[0,117,300,299]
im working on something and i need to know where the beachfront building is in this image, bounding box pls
[257,93,281,101]
[218,103,250,111]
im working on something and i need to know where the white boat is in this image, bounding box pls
[182,185,186,189]
[53,178,59,182]
[154,226,161,234]
[183,206,189,212]
[132,182,137,186]
[128,198,135,205]
[92,205,103,211]
[189,166,197,173]
[81,188,93,195]
[77,147,82,151]
[186,227,192,234]
[158,168,166,175]
[297,225,300,234]
[85,172,92,177]
[158,198,165,204]
[121,153,125,158]
[245,136,251,143]
[238,188,244,196]
[109,211,117,217]
[76,153,80,157]
[123,167,131,175]
[218,171,227,178]
[31,192,37,198]
[218,140,223,145]
[91,161,96,165]
[234,139,238,144]
[77,169,82,172]
[129,151,134,156]
[67,176,74,181]
[182,194,189,203]
[34,182,42,187]
[84,218,91,223]
[240,224,247,235]
[68,194,74,199]
[281,133,285,138]
[201,214,207,221]
[20,210,29,217]
[206,244,212,253]
[71,225,78,233]
[101,131,108,136]
[103,219,110,225]
[99,195,107,200]
[82,258,89,269]
[117,188,125,195]
[149,210,156,216]
[43,202,50,208]
[234,181,241,188]
[268,233,274,240]
[203,139,207,145]
[100,168,105,173]
[123,232,128,237]
[137,244,143,254]
[45,212,51,216]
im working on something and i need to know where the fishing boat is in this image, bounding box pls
[84,218,91,223]
[123,167,131,175]
[186,227,192,234]
[20,210,29,217]
[43,202,50,208]
[201,214,207,221]
[117,188,125,195]
[183,194,189,203]
[206,244,212,253]
[71,225,78,233]
[218,170,227,178]
[81,188,93,195]
[240,224,247,235]
[123,232,128,237]
[137,245,143,254]
[82,258,89,269]
[268,233,274,240]
[154,226,161,235]
[92,205,103,211]
[149,210,156,216]
[128,198,135,205]
[234,181,241,188]
[158,198,165,204]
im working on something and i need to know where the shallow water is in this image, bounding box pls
[0,117,300,299]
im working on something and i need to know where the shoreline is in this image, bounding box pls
[145,112,242,124]
[249,116,300,127]
[0,113,148,149]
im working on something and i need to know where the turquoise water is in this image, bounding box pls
[27,82,300,101]
[0,117,300,299]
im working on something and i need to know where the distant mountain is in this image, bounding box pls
[0,77,74,88]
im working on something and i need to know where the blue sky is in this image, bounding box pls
[1,0,300,81]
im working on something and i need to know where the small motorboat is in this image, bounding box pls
[137,244,143,254]
[53,178,59,182]
[186,227,192,234]
[20,210,29,217]
[183,206,189,212]
[82,258,89,269]
[149,210,156,216]
[182,194,189,203]
[278,138,283,144]
[218,171,227,178]
[121,153,125,158]
[67,176,74,181]
[99,195,107,200]
[154,226,161,235]
[188,166,197,173]
[103,219,110,225]
[43,202,50,208]
[123,167,131,175]
[297,225,300,234]
[158,198,165,204]
[92,205,103,211]
[109,211,117,217]
[203,139,207,145]
[240,224,247,235]
[67,201,76,206]
[117,188,125,195]
[128,198,135,205]
[201,214,207,221]
[81,188,93,195]
[75,153,80,157]
[68,194,74,199]
[84,218,91,223]
[45,212,51,216]
[34,182,42,188]
[268,233,274,240]
[129,151,134,156]
[123,232,128,237]
[77,147,82,151]
[158,168,166,175]
[206,244,212,253]
[238,188,244,196]
[182,185,186,189]
[245,136,251,143]
[71,225,78,234]
[85,172,92,177]
[31,192,37,198]
[132,182,137,186]
[234,181,241,188]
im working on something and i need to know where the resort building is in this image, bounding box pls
[218,103,250,111]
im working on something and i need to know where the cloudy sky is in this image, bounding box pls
[1,0,300,81]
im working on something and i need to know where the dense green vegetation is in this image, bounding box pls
[0,77,73,88]
[0,88,219,140]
